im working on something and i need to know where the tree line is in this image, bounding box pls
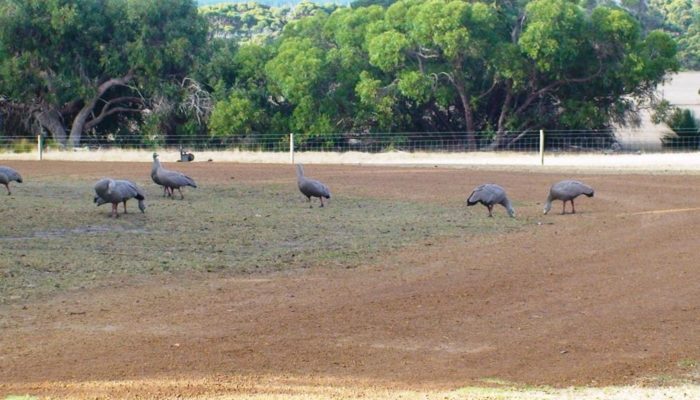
[0,0,694,150]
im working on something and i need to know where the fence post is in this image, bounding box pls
[37,135,43,161]
[539,129,544,165]
[289,133,294,164]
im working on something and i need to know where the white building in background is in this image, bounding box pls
[614,71,700,150]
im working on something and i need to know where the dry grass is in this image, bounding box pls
[3,378,700,400]
[0,177,522,303]
[4,148,700,173]
[3,163,699,399]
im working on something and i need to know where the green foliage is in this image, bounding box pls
[588,0,699,70]
[0,0,686,150]
[520,0,586,73]
[200,2,286,42]
[200,1,341,43]
[10,138,34,154]
[265,37,325,102]
[209,91,262,136]
[368,30,408,72]
[351,0,396,8]
[138,113,167,145]
[126,0,208,85]
[662,108,700,149]
[559,100,610,128]
[397,71,431,103]
[0,0,208,146]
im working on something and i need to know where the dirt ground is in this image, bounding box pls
[1,161,699,398]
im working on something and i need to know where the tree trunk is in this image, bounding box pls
[457,91,476,150]
[488,80,514,150]
[67,72,134,147]
[68,99,98,148]
[35,108,67,146]
[452,76,476,150]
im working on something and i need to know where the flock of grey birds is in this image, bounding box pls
[467,180,595,217]
[0,158,594,218]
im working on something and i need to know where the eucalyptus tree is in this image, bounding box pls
[0,0,207,146]
[366,0,503,148]
[361,0,678,149]
[646,0,699,70]
[207,43,275,138]
[263,6,385,141]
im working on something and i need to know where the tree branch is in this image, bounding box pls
[85,97,143,131]
[513,63,603,116]
[68,70,136,147]
[96,71,134,97]
[476,78,498,101]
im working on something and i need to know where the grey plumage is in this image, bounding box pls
[0,166,22,195]
[296,164,331,208]
[152,152,197,199]
[151,153,169,197]
[94,178,146,218]
[467,183,515,218]
[543,180,594,215]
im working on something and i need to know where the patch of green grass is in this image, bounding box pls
[0,179,525,303]
[678,359,698,369]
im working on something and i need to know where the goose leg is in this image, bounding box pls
[4,183,10,195]
[319,197,324,207]
[487,204,493,217]
[561,201,567,215]
[123,200,128,214]
[571,199,576,214]
[178,188,184,200]
[111,203,118,218]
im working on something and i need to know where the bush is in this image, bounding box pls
[662,109,700,149]
[12,138,34,153]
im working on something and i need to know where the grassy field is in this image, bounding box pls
[0,177,522,303]
[3,162,699,399]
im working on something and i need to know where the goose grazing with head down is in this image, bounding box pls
[94,178,146,218]
[543,179,594,215]
[0,166,22,195]
[152,152,197,199]
[467,183,515,218]
[296,164,331,208]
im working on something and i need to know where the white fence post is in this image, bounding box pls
[37,135,43,161]
[539,129,545,165]
[289,133,294,164]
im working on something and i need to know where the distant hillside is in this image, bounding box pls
[199,0,698,70]
[198,0,351,6]
[200,1,343,42]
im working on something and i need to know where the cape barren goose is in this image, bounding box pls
[152,152,197,199]
[543,180,594,215]
[296,164,331,208]
[467,183,515,217]
[94,178,146,218]
[151,153,169,197]
[0,166,22,195]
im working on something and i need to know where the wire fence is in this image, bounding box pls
[0,130,699,155]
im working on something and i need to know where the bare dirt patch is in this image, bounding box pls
[1,161,699,398]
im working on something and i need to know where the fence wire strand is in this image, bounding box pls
[1,130,699,154]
